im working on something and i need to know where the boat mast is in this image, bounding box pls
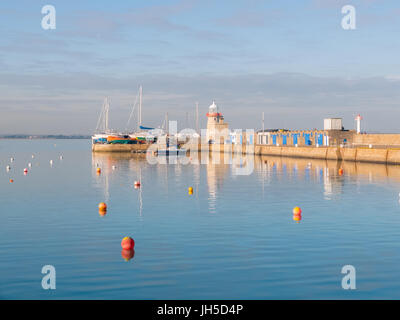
[138,85,142,131]
[95,98,106,133]
[166,112,169,134]
[262,111,265,132]
[195,102,199,134]
[105,97,109,133]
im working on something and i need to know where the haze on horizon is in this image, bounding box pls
[0,0,399,135]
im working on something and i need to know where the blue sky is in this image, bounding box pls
[0,0,400,134]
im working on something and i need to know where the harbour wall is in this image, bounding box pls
[92,141,400,165]
[352,133,400,147]
[255,145,400,165]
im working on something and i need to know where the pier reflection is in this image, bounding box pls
[255,155,400,198]
[91,151,400,212]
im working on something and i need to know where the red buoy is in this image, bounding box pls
[121,237,135,250]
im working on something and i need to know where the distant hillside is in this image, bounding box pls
[0,135,91,139]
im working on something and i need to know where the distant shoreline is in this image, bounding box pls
[0,135,91,139]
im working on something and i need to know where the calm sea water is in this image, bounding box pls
[1,139,400,299]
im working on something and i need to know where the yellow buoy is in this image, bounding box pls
[188,187,193,193]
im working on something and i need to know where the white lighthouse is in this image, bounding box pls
[355,114,363,134]
[206,101,229,144]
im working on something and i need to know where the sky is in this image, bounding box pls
[0,0,400,134]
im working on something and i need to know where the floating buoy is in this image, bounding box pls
[32,155,35,159]
[112,165,116,170]
[60,155,63,160]
[188,187,193,193]
[50,160,53,165]
[121,249,135,261]
[96,167,101,174]
[338,168,344,175]
[292,207,302,215]
[121,237,135,250]
[99,209,107,217]
[23,168,28,174]
[134,180,141,188]
[6,165,11,171]
[10,157,14,162]
[98,202,107,211]
[9,179,14,183]
[28,163,32,167]
[293,206,302,223]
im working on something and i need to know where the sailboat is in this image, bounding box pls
[92,86,161,145]
[92,97,112,144]
[126,86,160,143]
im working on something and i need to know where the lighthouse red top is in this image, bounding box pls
[206,101,222,117]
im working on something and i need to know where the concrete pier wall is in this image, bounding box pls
[257,145,400,164]
[92,141,400,165]
[353,134,400,146]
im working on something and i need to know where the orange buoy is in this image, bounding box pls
[134,181,141,188]
[121,249,135,261]
[121,236,135,250]
[96,167,101,174]
[338,168,344,175]
[292,207,302,216]
[9,179,14,183]
[98,202,107,211]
